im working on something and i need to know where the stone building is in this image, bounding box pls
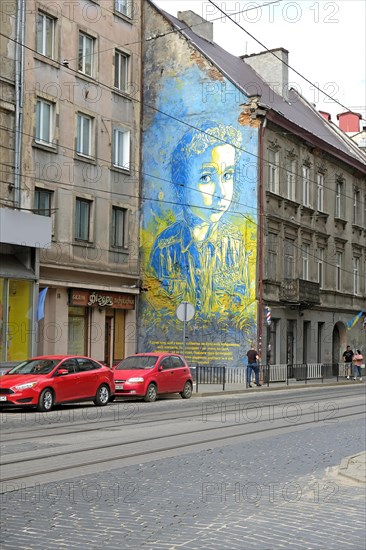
[139,2,366,366]
[0,0,141,364]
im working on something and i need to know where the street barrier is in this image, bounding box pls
[191,363,365,392]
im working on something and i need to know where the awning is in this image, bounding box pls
[0,255,36,280]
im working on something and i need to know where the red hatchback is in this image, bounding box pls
[0,355,115,412]
[112,353,193,402]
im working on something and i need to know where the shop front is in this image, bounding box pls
[0,277,34,363]
[68,289,136,366]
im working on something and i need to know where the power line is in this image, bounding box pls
[206,0,363,117]
[0,115,362,207]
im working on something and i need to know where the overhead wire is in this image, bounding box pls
[206,0,364,118]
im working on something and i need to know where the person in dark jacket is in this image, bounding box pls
[342,345,354,379]
[246,344,261,388]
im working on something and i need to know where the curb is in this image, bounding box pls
[191,380,360,397]
[338,452,366,484]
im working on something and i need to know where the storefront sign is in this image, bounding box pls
[70,289,135,309]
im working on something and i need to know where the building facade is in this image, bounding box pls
[139,2,366,367]
[1,0,142,365]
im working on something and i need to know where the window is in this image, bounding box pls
[335,181,344,218]
[317,173,324,211]
[301,243,309,280]
[284,239,294,279]
[78,32,95,76]
[353,256,360,295]
[115,0,131,17]
[113,128,130,169]
[34,188,52,216]
[115,50,130,93]
[36,12,55,58]
[36,99,53,145]
[76,113,93,157]
[335,251,342,291]
[268,149,279,194]
[286,159,296,201]
[77,358,101,371]
[267,233,277,279]
[75,198,91,241]
[317,248,324,288]
[302,165,310,206]
[112,206,129,248]
[353,189,361,225]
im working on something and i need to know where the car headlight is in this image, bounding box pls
[12,381,39,391]
[127,377,144,383]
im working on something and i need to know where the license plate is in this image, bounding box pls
[0,396,7,401]
[115,384,124,390]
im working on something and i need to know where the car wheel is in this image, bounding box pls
[94,384,110,406]
[180,381,193,399]
[144,383,157,402]
[37,388,54,412]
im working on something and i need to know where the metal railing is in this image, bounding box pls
[191,363,364,391]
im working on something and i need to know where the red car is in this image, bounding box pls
[112,353,193,402]
[0,355,115,412]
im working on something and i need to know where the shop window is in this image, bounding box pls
[6,280,32,361]
[68,306,87,355]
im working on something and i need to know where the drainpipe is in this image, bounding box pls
[14,0,25,207]
[258,117,267,358]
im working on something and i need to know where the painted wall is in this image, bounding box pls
[139,7,259,367]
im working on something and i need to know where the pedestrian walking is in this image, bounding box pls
[352,350,363,381]
[246,344,261,388]
[342,345,354,379]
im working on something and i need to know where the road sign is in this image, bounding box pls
[176,302,195,322]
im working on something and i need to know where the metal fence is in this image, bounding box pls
[191,363,365,391]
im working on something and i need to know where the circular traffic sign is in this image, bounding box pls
[176,302,195,322]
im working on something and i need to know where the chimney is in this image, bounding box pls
[177,11,213,42]
[337,112,361,132]
[319,111,331,122]
[241,48,289,97]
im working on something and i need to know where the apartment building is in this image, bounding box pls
[0,0,141,364]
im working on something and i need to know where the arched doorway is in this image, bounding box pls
[332,322,347,365]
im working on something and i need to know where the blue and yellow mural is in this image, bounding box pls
[139,61,259,367]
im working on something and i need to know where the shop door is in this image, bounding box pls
[114,310,125,364]
[105,316,113,368]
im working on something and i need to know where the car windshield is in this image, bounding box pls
[115,356,158,370]
[7,359,60,375]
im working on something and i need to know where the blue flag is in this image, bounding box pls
[37,288,48,321]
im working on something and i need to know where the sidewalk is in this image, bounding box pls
[192,378,364,397]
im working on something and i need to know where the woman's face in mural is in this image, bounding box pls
[185,144,236,224]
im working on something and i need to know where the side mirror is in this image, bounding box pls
[57,368,69,376]
[158,366,163,372]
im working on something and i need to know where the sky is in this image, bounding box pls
[153,0,366,126]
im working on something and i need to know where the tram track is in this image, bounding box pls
[1,387,363,442]
[1,405,364,489]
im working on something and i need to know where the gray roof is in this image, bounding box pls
[154,5,366,171]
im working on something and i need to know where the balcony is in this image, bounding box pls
[280,279,320,306]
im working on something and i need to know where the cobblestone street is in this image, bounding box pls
[1,414,365,549]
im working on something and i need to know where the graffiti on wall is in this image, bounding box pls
[140,66,258,366]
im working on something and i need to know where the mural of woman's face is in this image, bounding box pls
[185,144,236,224]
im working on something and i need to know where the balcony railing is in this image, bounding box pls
[280,279,320,305]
